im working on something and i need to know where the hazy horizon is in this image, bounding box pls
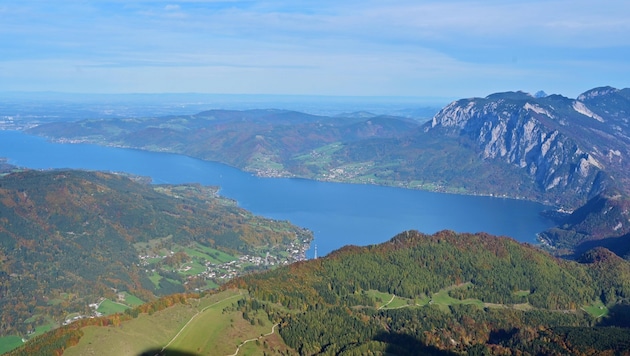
[1,1,628,99]
[0,91,449,120]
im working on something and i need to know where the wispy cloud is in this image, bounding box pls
[1,0,628,97]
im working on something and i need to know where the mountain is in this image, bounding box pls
[539,191,630,257]
[24,87,630,254]
[29,87,630,206]
[12,230,630,355]
[425,88,630,205]
[534,90,548,98]
[27,109,421,178]
[0,169,311,338]
[420,87,630,255]
[318,88,630,256]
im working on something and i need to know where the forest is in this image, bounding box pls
[10,230,630,355]
[0,169,310,338]
[229,230,630,354]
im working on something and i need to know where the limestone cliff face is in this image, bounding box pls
[426,88,630,206]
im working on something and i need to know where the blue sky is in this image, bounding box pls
[1,0,629,99]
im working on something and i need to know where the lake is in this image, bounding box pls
[0,130,555,257]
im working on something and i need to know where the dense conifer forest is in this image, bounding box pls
[10,230,630,355]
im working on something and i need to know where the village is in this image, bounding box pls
[138,238,311,290]
[57,239,311,327]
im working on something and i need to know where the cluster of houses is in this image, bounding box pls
[56,239,310,330]
[197,240,310,282]
[138,238,310,288]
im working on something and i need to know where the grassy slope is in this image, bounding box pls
[62,289,288,356]
[11,231,630,355]
[0,337,24,355]
[96,300,130,315]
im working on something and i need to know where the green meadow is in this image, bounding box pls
[0,336,24,355]
[62,289,284,356]
[97,299,130,315]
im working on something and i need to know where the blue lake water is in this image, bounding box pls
[1,130,556,257]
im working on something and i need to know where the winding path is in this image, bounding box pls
[160,293,243,353]
[378,294,396,310]
[226,323,279,356]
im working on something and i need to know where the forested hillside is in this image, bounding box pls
[0,169,310,338]
[12,230,630,355]
[27,109,420,179]
[234,230,630,354]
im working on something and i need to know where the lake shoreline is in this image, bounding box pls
[37,132,556,207]
[1,129,558,258]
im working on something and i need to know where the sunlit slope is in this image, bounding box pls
[0,169,310,337]
[10,230,630,355]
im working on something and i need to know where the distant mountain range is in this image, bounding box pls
[26,86,630,258]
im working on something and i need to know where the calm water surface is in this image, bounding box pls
[1,130,555,257]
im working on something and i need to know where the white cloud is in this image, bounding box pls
[164,4,181,11]
[1,0,629,96]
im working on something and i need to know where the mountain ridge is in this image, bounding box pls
[22,86,630,256]
[13,229,630,355]
[425,87,630,205]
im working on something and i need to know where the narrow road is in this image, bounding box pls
[226,323,279,356]
[378,294,396,310]
[160,293,243,353]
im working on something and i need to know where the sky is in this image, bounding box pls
[1,0,629,99]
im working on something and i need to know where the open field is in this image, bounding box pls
[183,242,236,264]
[148,271,162,288]
[177,261,207,275]
[61,289,289,356]
[369,285,486,311]
[386,296,415,309]
[121,292,145,307]
[166,298,274,355]
[294,142,343,169]
[514,290,531,297]
[582,300,609,318]
[430,289,484,311]
[31,323,55,338]
[366,290,394,307]
[97,299,130,315]
[0,336,24,354]
[0,319,56,353]
[367,285,608,319]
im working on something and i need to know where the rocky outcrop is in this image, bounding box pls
[425,88,630,207]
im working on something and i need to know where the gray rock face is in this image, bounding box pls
[426,88,630,206]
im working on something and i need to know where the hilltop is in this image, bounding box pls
[11,230,630,355]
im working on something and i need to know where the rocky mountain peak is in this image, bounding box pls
[577,86,619,102]
[534,90,548,98]
[485,90,533,101]
[426,87,630,206]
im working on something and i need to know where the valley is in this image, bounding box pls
[2,86,630,354]
[4,0,630,352]
[18,87,630,262]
